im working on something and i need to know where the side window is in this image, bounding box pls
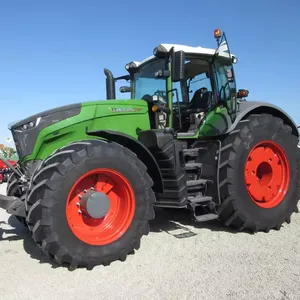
[214,63,231,100]
[213,59,236,114]
[188,72,212,102]
[213,32,237,120]
[171,58,211,104]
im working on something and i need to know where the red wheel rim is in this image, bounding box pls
[66,168,135,245]
[244,140,290,208]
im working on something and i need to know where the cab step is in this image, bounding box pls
[183,147,206,157]
[185,162,202,170]
[188,196,212,206]
[187,195,219,223]
[187,179,207,187]
[194,214,219,222]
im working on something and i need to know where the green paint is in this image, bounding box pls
[199,106,230,136]
[176,106,232,139]
[19,87,233,165]
[22,99,150,163]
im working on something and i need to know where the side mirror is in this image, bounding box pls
[171,50,185,82]
[119,86,132,93]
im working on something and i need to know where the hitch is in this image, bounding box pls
[0,194,26,218]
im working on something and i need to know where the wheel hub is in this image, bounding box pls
[66,168,135,245]
[244,140,290,208]
[80,190,110,219]
[256,162,272,185]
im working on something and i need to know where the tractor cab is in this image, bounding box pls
[115,29,239,137]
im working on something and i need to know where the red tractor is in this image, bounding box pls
[0,159,17,183]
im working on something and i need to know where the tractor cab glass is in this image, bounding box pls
[132,59,168,102]
[171,35,237,135]
[185,59,213,108]
[171,57,214,133]
[212,33,237,120]
[172,59,212,105]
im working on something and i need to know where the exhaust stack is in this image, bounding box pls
[104,68,116,100]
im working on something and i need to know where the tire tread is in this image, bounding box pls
[26,139,155,270]
[217,113,300,233]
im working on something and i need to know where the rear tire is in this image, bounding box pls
[217,113,300,232]
[26,140,155,270]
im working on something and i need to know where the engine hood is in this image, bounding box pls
[9,103,81,130]
[9,103,81,160]
[9,99,149,161]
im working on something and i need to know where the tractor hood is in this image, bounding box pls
[9,99,149,160]
[9,103,82,160]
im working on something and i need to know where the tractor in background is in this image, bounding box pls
[0,159,17,183]
[0,29,299,270]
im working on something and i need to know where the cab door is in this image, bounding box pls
[212,33,237,122]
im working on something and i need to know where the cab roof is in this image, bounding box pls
[128,43,236,69]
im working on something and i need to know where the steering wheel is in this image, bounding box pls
[154,90,167,101]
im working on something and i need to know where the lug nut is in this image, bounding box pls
[76,202,80,206]
[78,210,82,214]
[78,195,82,199]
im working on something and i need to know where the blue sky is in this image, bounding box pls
[0,0,299,146]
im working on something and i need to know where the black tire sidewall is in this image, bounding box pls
[232,117,298,223]
[7,174,21,197]
[43,145,151,260]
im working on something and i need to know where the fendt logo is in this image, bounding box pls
[110,107,142,113]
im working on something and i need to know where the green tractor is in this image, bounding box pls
[0,29,299,270]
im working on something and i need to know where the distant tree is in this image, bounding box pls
[0,144,18,160]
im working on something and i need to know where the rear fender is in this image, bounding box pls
[227,101,299,136]
[86,129,164,193]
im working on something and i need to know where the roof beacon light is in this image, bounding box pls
[214,29,222,39]
[214,28,222,45]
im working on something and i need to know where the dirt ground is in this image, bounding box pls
[0,183,300,300]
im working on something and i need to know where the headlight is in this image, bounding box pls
[17,117,41,132]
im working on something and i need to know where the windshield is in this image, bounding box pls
[132,59,167,100]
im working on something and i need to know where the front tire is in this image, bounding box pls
[26,140,155,270]
[217,113,300,232]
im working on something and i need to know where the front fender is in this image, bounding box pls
[227,101,299,136]
[86,129,164,193]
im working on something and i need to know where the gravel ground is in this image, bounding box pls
[0,183,300,300]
